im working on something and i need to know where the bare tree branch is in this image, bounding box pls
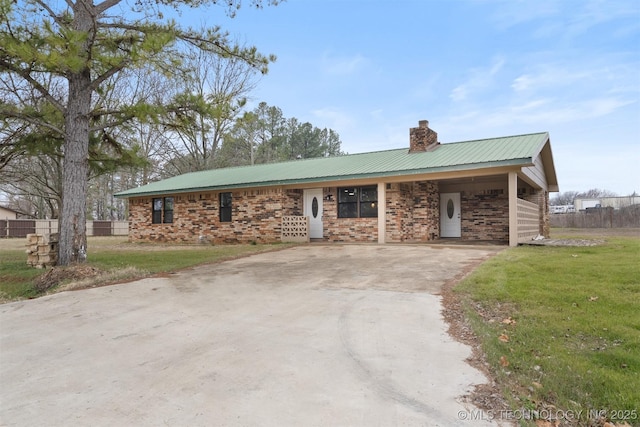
[0,60,66,113]
[0,110,64,135]
[32,0,68,26]
[95,0,123,15]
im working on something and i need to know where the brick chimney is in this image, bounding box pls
[409,120,439,153]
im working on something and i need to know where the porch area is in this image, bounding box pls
[282,170,548,247]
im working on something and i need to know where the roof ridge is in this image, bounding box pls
[440,131,549,146]
[176,147,411,175]
[324,132,550,155]
[171,133,550,177]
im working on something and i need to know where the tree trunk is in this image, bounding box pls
[58,70,91,265]
[58,5,93,266]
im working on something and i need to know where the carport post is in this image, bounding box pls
[508,171,518,247]
[377,182,386,244]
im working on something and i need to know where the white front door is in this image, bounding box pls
[304,189,323,239]
[440,193,461,238]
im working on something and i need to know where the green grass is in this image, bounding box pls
[455,236,640,425]
[0,250,44,299]
[0,238,290,301]
[88,246,272,273]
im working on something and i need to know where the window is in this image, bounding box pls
[163,197,174,223]
[219,192,232,222]
[338,186,378,218]
[152,197,174,224]
[152,198,162,224]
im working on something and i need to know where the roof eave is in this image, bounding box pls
[541,138,559,191]
[114,158,532,198]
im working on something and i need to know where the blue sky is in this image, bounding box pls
[185,0,640,195]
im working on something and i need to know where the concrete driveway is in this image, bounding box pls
[1,244,502,427]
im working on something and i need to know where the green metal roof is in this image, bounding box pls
[115,132,550,198]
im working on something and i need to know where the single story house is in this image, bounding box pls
[115,120,558,246]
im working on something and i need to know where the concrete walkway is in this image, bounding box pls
[0,245,503,427]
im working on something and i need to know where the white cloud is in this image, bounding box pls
[310,107,355,132]
[503,97,631,126]
[369,108,384,117]
[487,0,561,30]
[511,74,533,92]
[565,0,640,37]
[449,56,506,102]
[612,20,640,38]
[436,95,635,144]
[489,58,506,75]
[511,67,592,93]
[449,86,468,102]
[321,52,368,75]
[508,57,640,121]
[488,0,640,44]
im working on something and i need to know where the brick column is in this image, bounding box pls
[542,190,550,237]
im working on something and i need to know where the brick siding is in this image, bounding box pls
[128,179,541,244]
[129,188,294,244]
[385,181,440,242]
[386,183,414,241]
[461,191,509,241]
[411,181,440,241]
[323,188,378,242]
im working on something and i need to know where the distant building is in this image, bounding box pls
[574,199,601,211]
[574,196,640,211]
[0,206,19,220]
[550,205,575,214]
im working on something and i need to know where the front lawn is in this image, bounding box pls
[0,237,289,301]
[455,235,639,426]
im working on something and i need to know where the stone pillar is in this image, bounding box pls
[542,190,550,238]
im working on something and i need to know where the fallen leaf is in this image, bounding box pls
[502,317,516,325]
[499,355,509,367]
[536,420,557,427]
[589,296,599,302]
[499,333,510,343]
[532,381,543,389]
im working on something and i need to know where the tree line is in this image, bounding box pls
[1,97,344,222]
